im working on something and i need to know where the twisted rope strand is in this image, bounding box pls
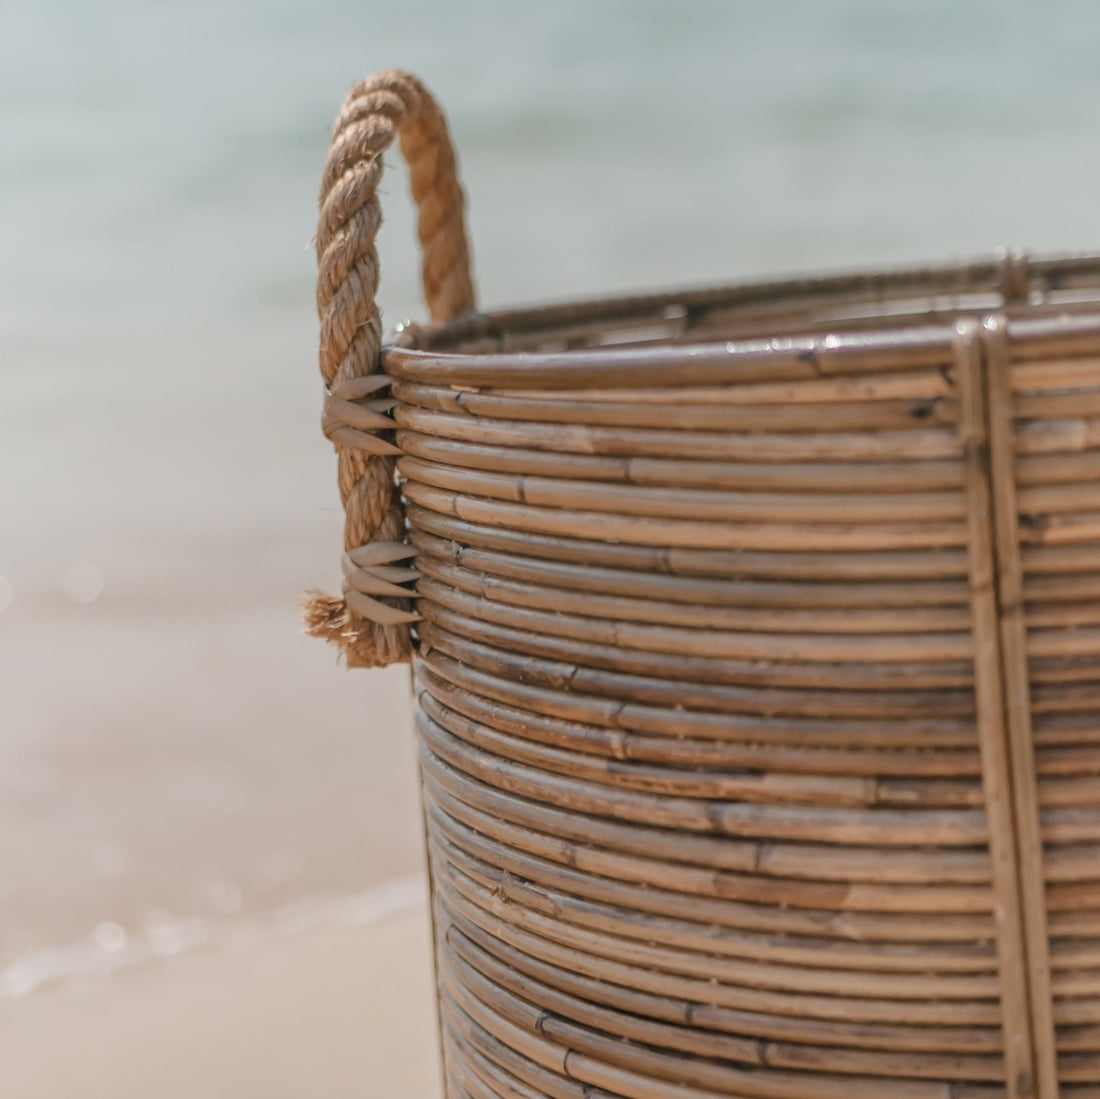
[304,70,475,667]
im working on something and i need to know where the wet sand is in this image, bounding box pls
[1,901,441,1099]
[0,587,427,983]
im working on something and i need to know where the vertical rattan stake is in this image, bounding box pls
[957,318,1038,1099]
[983,313,1059,1099]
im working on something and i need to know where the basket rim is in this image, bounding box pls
[382,249,1100,391]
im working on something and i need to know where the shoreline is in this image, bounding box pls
[1,888,441,1099]
[2,874,426,1002]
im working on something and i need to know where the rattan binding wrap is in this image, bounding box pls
[310,71,1100,1099]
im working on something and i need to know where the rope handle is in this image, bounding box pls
[304,70,476,667]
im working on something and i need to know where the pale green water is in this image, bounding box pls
[3,0,1100,989]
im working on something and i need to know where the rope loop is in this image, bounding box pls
[303,70,476,667]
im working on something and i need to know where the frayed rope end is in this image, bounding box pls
[300,589,409,669]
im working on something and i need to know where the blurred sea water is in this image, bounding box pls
[4,0,1100,994]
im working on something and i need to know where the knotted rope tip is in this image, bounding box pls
[300,589,409,669]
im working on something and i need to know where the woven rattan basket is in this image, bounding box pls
[308,71,1100,1099]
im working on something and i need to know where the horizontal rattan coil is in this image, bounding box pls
[408,529,972,609]
[396,430,969,492]
[399,455,969,525]
[437,925,1011,1085]
[419,617,978,710]
[442,923,1006,1075]
[394,406,965,464]
[390,379,962,432]
[413,659,983,778]
[405,503,974,579]
[414,552,973,634]
[419,688,987,813]
[416,643,978,737]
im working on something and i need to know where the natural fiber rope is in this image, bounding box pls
[304,70,476,667]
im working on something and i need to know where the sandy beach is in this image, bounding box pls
[1,900,440,1099]
[0,610,435,1094]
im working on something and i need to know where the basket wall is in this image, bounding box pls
[381,256,1100,1099]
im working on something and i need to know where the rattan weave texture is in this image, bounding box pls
[309,71,1100,1099]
